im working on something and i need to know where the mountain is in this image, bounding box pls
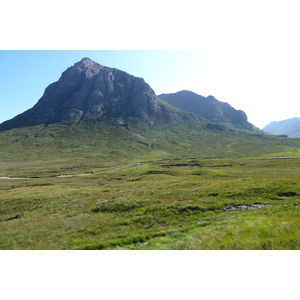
[263,117,300,138]
[2,57,298,164]
[0,58,197,132]
[158,90,254,131]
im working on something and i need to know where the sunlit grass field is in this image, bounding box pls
[1,121,300,249]
[1,156,300,250]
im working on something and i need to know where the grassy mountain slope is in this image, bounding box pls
[1,118,300,178]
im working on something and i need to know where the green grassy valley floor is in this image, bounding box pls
[1,156,300,250]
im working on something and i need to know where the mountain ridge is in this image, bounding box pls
[158,90,254,131]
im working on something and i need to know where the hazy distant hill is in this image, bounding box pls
[263,117,300,138]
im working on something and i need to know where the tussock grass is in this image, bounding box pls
[1,121,300,249]
[1,156,300,249]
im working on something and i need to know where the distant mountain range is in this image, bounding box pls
[263,118,300,138]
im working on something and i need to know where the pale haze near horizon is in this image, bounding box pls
[0,50,299,129]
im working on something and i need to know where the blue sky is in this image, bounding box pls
[0,50,211,124]
[0,50,204,105]
[1,50,300,129]
[1,1,300,129]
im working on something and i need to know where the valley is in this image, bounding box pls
[1,57,300,250]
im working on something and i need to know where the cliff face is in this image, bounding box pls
[159,90,254,131]
[0,58,194,131]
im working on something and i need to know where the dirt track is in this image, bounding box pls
[0,176,31,180]
[56,163,142,178]
[0,163,142,180]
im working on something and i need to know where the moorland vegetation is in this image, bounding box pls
[1,58,300,250]
[1,122,300,250]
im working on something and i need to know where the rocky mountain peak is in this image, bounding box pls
[77,57,95,65]
[0,58,191,131]
[73,57,104,78]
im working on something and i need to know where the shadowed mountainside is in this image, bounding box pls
[159,90,254,131]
